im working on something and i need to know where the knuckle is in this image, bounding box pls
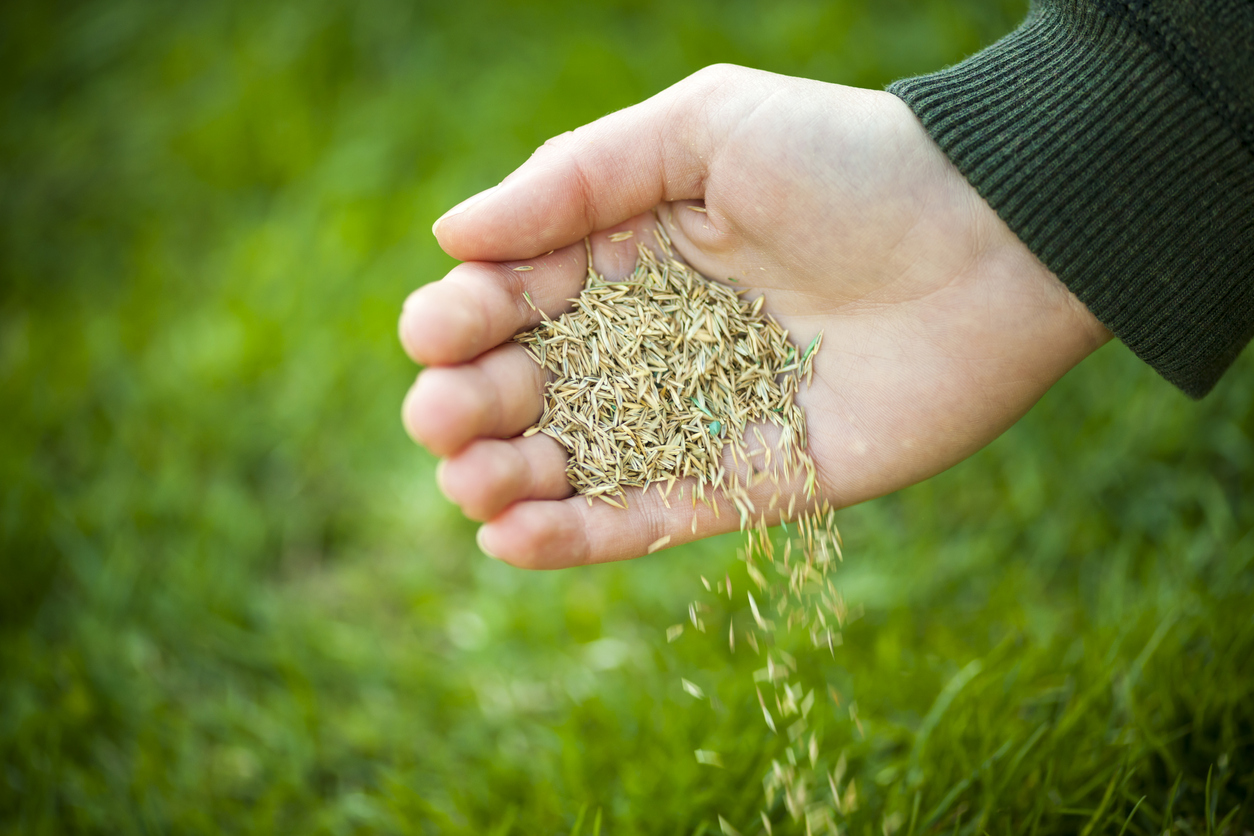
[490,264,533,327]
[560,152,599,231]
[689,62,747,90]
[541,129,575,150]
[525,133,598,231]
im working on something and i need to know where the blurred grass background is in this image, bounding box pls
[2,0,1251,833]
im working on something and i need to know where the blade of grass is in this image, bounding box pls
[1233,771,1254,836]
[1117,796,1145,836]
[1078,769,1120,836]
[997,722,1048,795]
[921,738,1012,830]
[1215,805,1241,836]
[908,658,984,784]
[905,791,920,836]
[1161,773,1183,834]
[1205,765,1214,835]
[1028,761,1054,836]
[489,805,519,836]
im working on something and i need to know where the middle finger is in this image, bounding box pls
[402,342,546,457]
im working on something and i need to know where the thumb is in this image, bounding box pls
[432,64,761,262]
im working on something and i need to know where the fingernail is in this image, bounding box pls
[476,526,501,561]
[432,184,502,235]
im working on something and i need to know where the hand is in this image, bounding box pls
[398,64,1111,569]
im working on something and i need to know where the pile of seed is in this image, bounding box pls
[516,225,820,520]
[515,223,847,832]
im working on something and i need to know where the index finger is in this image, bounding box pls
[399,215,667,367]
[399,241,585,367]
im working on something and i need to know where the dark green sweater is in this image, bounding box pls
[889,0,1254,398]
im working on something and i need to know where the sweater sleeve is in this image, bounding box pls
[888,0,1254,398]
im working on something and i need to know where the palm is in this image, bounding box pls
[400,66,1108,568]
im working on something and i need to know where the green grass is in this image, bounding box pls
[2,0,1252,833]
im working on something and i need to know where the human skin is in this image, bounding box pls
[398,64,1111,569]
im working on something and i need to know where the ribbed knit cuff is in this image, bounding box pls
[889,0,1254,398]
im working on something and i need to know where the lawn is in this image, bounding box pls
[1,0,1251,833]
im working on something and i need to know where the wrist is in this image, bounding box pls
[889,1,1252,397]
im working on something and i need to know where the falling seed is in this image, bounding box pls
[757,689,777,733]
[647,535,672,554]
[748,591,765,629]
[687,205,708,213]
[510,228,842,827]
